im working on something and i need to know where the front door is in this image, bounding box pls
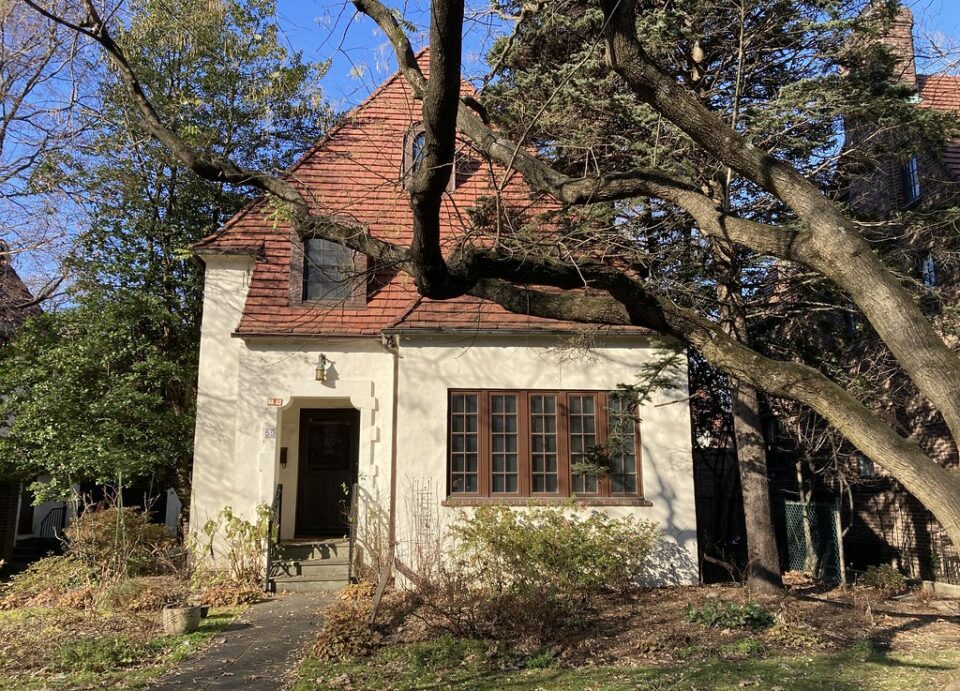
[296,408,359,537]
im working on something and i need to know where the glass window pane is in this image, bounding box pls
[304,238,356,301]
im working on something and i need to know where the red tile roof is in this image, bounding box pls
[198,57,644,338]
[918,74,960,112]
[918,74,960,180]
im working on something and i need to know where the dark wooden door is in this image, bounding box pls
[296,409,359,537]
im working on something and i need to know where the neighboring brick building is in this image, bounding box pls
[767,7,960,583]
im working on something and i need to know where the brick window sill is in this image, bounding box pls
[442,496,652,507]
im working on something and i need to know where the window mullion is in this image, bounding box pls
[598,392,610,497]
[519,391,531,496]
[479,391,490,497]
[558,392,570,497]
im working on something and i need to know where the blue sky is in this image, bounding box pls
[276,0,960,112]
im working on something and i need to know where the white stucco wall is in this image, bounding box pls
[190,255,254,535]
[392,333,699,585]
[191,260,698,583]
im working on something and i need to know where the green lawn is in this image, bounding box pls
[294,636,960,691]
[0,606,241,690]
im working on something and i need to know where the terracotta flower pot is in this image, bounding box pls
[162,604,202,635]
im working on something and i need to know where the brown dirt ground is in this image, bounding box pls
[550,581,960,667]
[379,578,960,667]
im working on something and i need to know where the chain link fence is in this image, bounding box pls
[775,499,843,584]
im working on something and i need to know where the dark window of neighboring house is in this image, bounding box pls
[857,453,876,479]
[302,237,362,303]
[921,253,937,287]
[447,390,642,498]
[903,155,921,205]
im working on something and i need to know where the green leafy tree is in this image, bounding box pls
[0,0,332,501]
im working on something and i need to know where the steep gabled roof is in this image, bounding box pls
[198,55,644,337]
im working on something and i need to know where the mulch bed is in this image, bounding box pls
[549,582,960,666]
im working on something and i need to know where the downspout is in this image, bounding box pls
[370,333,400,623]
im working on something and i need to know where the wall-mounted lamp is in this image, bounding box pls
[315,353,330,382]
[279,447,288,469]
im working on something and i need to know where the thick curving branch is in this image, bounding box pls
[595,0,960,446]
[465,274,960,546]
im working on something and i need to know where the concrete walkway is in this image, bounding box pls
[151,592,332,690]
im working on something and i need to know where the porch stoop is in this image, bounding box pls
[271,539,350,593]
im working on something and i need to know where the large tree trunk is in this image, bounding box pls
[715,247,783,592]
[731,378,783,592]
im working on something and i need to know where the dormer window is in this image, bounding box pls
[295,237,366,307]
[903,155,921,205]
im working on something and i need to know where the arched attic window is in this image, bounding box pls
[403,123,456,191]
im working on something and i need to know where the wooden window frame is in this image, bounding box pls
[289,234,367,309]
[446,389,644,502]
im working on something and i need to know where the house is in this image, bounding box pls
[0,245,47,569]
[189,57,699,591]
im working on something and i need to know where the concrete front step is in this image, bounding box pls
[274,576,349,593]
[271,540,351,592]
[276,540,349,562]
[273,559,350,579]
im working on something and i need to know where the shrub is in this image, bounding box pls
[765,620,825,649]
[414,505,660,643]
[686,599,774,629]
[66,506,174,579]
[0,555,96,609]
[98,576,185,613]
[451,505,660,598]
[190,505,271,602]
[863,565,906,595]
[313,583,381,661]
